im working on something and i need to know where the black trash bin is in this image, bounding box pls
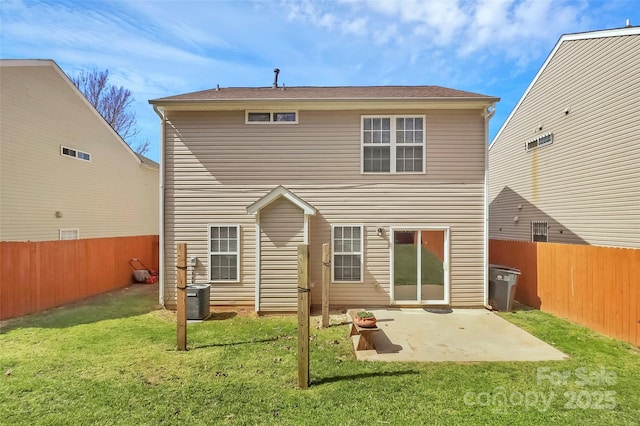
[488,264,521,312]
[187,284,210,320]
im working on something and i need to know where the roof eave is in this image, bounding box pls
[149,97,500,112]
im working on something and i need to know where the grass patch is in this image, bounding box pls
[394,243,444,285]
[1,286,639,425]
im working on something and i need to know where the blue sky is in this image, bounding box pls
[1,0,639,162]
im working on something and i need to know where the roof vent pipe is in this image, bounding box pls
[626,19,631,27]
[273,68,280,88]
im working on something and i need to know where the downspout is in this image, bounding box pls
[152,104,166,306]
[483,103,496,310]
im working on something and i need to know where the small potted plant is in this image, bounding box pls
[353,311,377,328]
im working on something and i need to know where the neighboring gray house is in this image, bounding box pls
[0,59,159,241]
[489,26,640,248]
[150,84,498,312]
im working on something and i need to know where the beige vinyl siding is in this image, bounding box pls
[259,197,305,311]
[163,108,487,308]
[0,61,158,241]
[489,34,640,248]
[161,189,256,308]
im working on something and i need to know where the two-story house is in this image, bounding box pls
[0,59,159,242]
[150,82,498,312]
[489,26,640,248]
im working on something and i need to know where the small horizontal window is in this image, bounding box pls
[59,229,79,240]
[61,145,91,161]
[526,133,553,152]
[247,112,270,122]
[246,111,298,124]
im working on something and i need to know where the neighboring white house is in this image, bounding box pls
[151,83,498,312]
[0,59,159,241]
[489,26,640,248]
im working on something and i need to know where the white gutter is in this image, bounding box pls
[152,104,166,306]
[483,103,496,310]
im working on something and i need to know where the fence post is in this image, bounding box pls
[297,244,310,389]
[176,243,187,351]
[322,243,330,328]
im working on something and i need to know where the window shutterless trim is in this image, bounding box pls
[245,111,298,124]
[389,226,450,305]
[525,132,553,152]
[361,115,425,174]
[331,224,364,283]
[61,145,91,162]
[208,224,241,283]
[59,228,79,240]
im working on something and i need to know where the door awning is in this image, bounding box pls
[246,185,316,215]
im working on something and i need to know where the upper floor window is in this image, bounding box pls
[61,145,91,162]
[526,133,553,152]
[246,111,297,124]
[362,116,425,173]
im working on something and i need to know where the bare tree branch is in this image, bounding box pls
[132,140,151,156]
[70,69,144,153]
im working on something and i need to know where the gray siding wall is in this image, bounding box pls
[163,108,486,308]
[0,63,159,241]
[489,34,640,248]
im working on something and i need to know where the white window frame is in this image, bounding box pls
[61,145,91,162]
[331,224,364,283]
[59,229,79,240]
[208,225,240,283]
[389,226,450,305]
[245,111,298,124]
[531,221,549,242]
[525,132,553,152]
[361,115,426,174]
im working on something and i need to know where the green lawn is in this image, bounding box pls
[1,286,638,425]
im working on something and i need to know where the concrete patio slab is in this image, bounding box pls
[346,308,569,362]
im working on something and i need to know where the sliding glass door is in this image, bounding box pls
[391,228,449,305]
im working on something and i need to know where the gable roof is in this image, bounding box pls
[489,25,640,150]
[247,186,316,215]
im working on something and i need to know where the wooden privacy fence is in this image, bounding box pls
[0,235,159,320]
[490,239,639,347]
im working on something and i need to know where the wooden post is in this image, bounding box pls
[176,243,187,351]
[321,243,330,328]
[297,244,310,389]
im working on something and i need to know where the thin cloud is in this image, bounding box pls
[1,0,637,163]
